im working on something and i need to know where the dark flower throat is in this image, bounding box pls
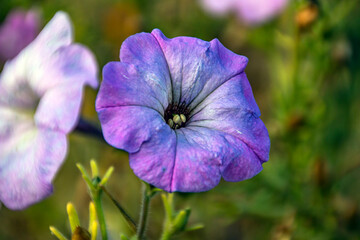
[164,102,191,130]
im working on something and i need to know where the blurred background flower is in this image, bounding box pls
[200,0,288,25]
[0,11,98,210]
[0,8,40,63]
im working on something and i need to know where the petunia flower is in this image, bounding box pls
[0,12,98,210]
[0,9,40,63]
[96,29,270,192]
[200,0,288,25]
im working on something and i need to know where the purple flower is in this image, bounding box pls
[0,12,98,210]
[0,9,40,62]
[96,29,269,192]
[200,0,288,25]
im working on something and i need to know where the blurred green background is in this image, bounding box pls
[1,0,360,239]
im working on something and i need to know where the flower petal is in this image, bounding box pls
[96,62,165,114]
[29,11,72,56]
[166,125,263,192]
[97,105,166,153]
[129,122,176,192]
[129,124,261,192]
[151,29,248,108]
[119,31,172,106]
[170,128,222,192]
[189,72,270,164]
[0,52,38,109]
[34,82,83,134]
[0,108,67,210]
[33,44,98,133]
[0,11,74,107]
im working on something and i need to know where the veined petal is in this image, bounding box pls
[0,108,67,210]
[170,128,222,192]
[97,106,166,153]
[189,73,269,163]
[96,62,166,114]
[119,32,172,106]
[129,123,176,192]
[151,29,248,107]
[171,126,263,191]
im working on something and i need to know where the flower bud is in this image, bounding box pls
[172,208,191,233]
[67,202,80,233]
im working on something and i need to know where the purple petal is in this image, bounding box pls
[119,32,172,106]
[97,106,166,153]
[170,128,222,192]
[172,126,263,190]
[220,136,263,182]
[189,72,270,163]
[96,62,165,114]
[151,29,248,107]
[0,109,67,210]
[0,9,40,61]
[54,44,98,88]
[129,122,176,192]
[129,122,261,192]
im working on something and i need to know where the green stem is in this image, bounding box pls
[137,184,152,239]
[160,193,174,240]
[160,230,172,240]
[93,193,108,240]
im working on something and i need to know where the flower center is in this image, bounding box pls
[164,102,190,129]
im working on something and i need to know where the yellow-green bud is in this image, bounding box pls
[67,202,80,233]
[180,114,186,123]
[172,208,191,233]
[49,226,67,240]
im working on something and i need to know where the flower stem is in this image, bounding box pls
[93,194,108,240]
[137,183,153,239]
[160,193,174,240]
[160,230,172,240]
